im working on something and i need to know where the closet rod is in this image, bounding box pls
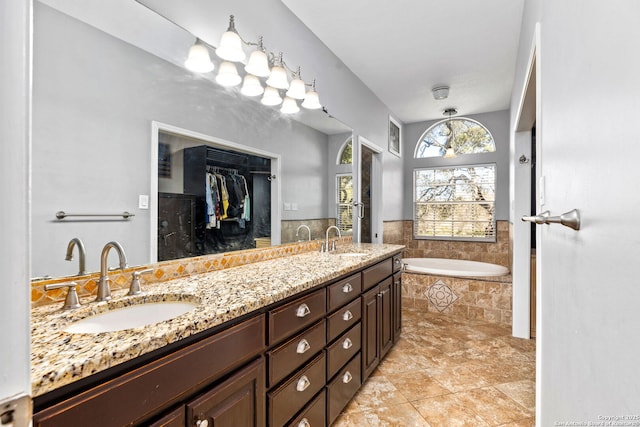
[206,166,239,174]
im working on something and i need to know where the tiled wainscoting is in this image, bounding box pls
[281,218,336,244]
[383,220,512,326]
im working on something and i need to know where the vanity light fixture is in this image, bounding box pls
[184,39,215,73]
[240,74,264,96]
[286,67,307,100]
[215,61,242,87]
[215,15,246,62]
[281,96,300,114]
[301,80,322,110]
[185,15,323,112]
[261,86,283,106]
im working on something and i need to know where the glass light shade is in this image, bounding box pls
[444,147,457,158]
[240,74,264,97]
[245,50,270,77]
[301,90,321,109]
[184,43,214,73]
[261,86,282,106]
[280,97,300,114]
[266,66,289,89]
[215,61,241,87]
[215,31,246,62]
[286,78,306,100]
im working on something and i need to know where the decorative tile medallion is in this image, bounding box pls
[426,280,459,312]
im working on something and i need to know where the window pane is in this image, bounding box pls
[337,174,353,233]
[415,118,495,158]
[413,164,496,241]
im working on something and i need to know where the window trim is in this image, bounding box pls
[413,163,497,242]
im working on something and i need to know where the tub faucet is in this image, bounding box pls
[96,241,128,302]
[296,224,311,241]
[323,225,342,252]
[65,237,86,275]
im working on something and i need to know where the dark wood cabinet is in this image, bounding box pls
[186,357,265,427]
[33,253,402,427]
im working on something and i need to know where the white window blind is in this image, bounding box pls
[336,174,353,234]
[414,164,496,241]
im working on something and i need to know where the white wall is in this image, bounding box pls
[32,4,329,277]
[512,0,640,422]
[0,0,32,407]
[403,110,511,221]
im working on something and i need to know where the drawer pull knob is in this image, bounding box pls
[342,371,353,384]
[342,337,353,350]
[297,418,311,427]
[296,375,311,392]
[296,303,311,318]
[342,310,353,321]
[342,283,353,293]
[296,339,311,354]
[196,419,210,427]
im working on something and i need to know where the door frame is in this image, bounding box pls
[150,121,282,263]
[353,135,383,243]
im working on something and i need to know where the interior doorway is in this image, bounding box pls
[353,136,383,243]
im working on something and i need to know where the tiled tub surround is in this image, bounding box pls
[383,220,511,268]
[31,236,351,308]
[30,243,403,397]
[383,220,512,326]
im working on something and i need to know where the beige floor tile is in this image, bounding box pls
[455,386,532,425]
[412,394,491,427]
[497,417,536,427]
[363,402,432,426]
[495,379,536,413]
[387,369,450,401]
[377,349,435,375]
[332,409,374,427]
[427,363,490,393]
[350,376,408,412]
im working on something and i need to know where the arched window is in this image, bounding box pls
[414,118,495,158]
[338,138,353,164]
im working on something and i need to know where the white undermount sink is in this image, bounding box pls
[64,301,199,334]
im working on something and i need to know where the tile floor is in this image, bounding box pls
[333,308,536,426]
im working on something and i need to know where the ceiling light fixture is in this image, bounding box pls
[184,15,322,114]
[443,107,457,158]
[432,85,450,101]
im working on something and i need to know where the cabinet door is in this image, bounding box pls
[186,357,265,427]
[361,285,380,381]
[392,272,402,343]
[378,277,393,360]
[149,406,186,427]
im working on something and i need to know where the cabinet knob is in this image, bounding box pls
[296,375,311,392]
[296,338,311,354]
[342,283,353,293]
[195,418,210,427]
[342,310,353,322]
[342,337,353,350]
[297,418,311,427]
[342,371,353,384]
[296,303,311,318]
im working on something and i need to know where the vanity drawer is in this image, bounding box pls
[327,323,361,380]
[392,254,403,273]
[327,273,362,312]
[327,353,361,425]
[267,319,326,387]
[286,389,326,427]
[268,352,326,427]
[269,288,326,345]
[326,297,361,343]
[362,258,393,291]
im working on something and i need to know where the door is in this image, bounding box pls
[353,136,383,243]
[0,0,33,424]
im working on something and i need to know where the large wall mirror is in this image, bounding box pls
[32,0,352,279]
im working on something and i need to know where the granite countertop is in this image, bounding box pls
[31,243,403,397]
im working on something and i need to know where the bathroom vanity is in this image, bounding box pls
[31,244,403,426]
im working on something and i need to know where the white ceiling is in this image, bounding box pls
[281,0,524,124]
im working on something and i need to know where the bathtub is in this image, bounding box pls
[403,258,509,277]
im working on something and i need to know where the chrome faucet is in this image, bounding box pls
[65,237,86,275]
[324,225,342,252]
[96,241,128,302]
[296,224,311,241]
